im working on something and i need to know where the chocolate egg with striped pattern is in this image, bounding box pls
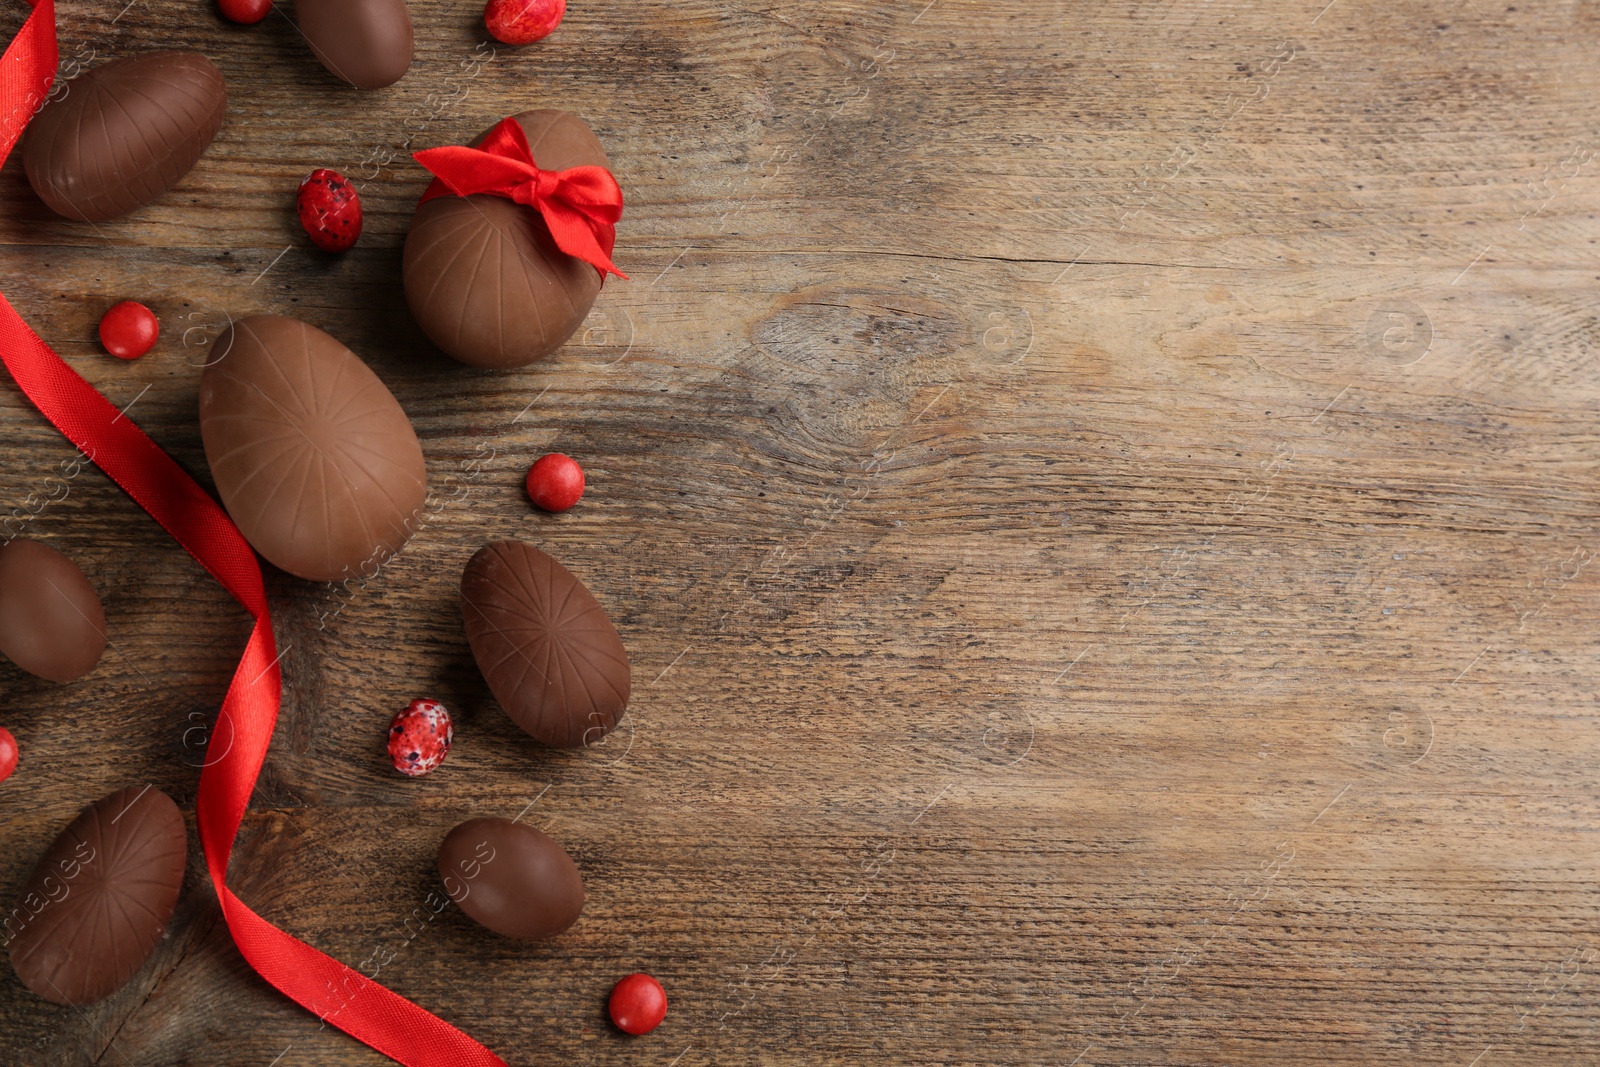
[199,315,427,583]
[23,51,226,222]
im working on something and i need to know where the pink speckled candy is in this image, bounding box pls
[387,699,453,776]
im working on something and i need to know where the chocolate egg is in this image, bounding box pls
[460,541,630,748]
[297,0,414,89]
[404,110,609,369]
[7,786,187,1006]
[0,539,105,683]
[438,817,584,940]
[199,315,427,582]
[23,51,225,222]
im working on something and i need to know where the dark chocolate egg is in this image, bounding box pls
[438,817,584,940]
[0,539,105,683]
[297,0,414,89]
[199,315,427,582]
[22,51,226,222]
[7,786,187,1006]
[404,110,609,369]
[460,541,630,748]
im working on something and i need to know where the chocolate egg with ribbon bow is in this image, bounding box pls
[403,110,626,370]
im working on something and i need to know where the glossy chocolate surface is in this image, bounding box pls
[199,315,427,582]
[404,110,608,369]
[0,539,105,683]
[7,787,186,1006]
[438,817,584,940]
[23,51,225,222]
[461,541,630,748]
[297,0,414,89]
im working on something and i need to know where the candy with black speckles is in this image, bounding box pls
[388,699,453,776]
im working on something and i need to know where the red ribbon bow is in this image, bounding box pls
[414,117,628,281]
[0,3,505,1065]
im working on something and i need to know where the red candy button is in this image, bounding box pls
[526,453,585,512]
[218,0,272,24]
[484,0,565,45]
[0,727,17,784]
[608,973,667,1035]
[99,301,159,360]
[297,169,363,254]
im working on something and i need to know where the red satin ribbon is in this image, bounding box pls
[414,116,628,280]
[0,4,506,1064]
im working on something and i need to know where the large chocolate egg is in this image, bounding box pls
[7,786,187,1006]
[0,539,105,683]
[199,315,427,582]
[23,51,226,222]
[297,0,414,89]
[438,817,584,940]
[461,541,630,748]
[404,110,610,369]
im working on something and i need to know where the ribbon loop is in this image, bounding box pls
[413,116,628,281]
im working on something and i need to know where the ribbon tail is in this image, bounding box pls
[0,0,55,165]
[541,199,628,280]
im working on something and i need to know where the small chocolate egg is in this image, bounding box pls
[460,541,630,748]
[403,110,610,369]
[0,539,105,683]
[199,315,427,582]
[23,51,226,222]
[7,786,187,1006]
[297,0,414,89]
[438,817,584,940]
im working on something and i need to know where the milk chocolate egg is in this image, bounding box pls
[22,51,225,222]
[199,316,427,582]
[297,0,414,89]
[461,541,630,748]
[7,787,187,1006]
[0,539,105,683]
[438,817,584,940]
[404,110,609,369]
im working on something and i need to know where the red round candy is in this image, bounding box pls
[484,0,565,45]
[297,169,363,254]
[0,727,16,784]
[387,699,453,777]
[608,973,667,1035]
[217,0,271,24]
[526,453,585,512]
[99,301,159,360]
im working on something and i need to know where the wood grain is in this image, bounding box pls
[3,1,1599,1064]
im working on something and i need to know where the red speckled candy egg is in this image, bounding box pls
[297,169,363,253]
[388,698,453,776]
[484,0,565,45]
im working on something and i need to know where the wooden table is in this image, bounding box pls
[2,1,1598,1063]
